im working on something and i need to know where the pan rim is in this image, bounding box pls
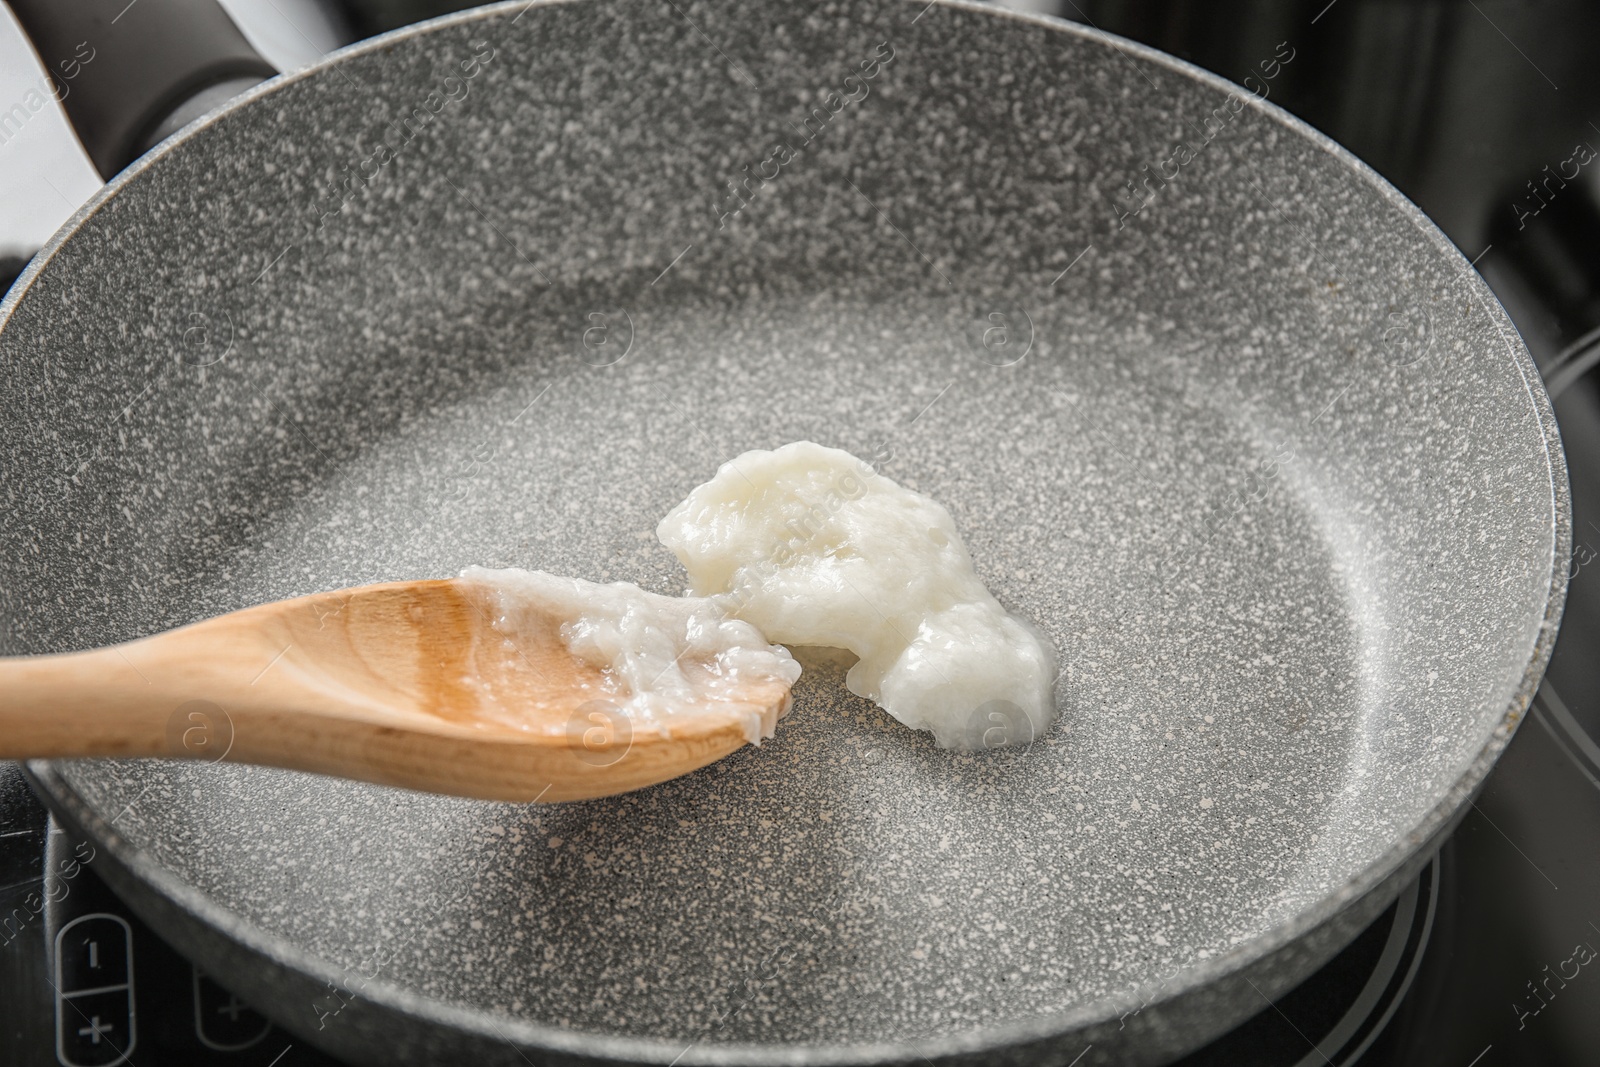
[11,0,1570,1061]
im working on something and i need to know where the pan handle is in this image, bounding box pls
[8,0,277,180]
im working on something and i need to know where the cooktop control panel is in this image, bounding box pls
[0,767,335,1067]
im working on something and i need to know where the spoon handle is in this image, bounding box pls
[0,644,188,759]
[0,610,289,761]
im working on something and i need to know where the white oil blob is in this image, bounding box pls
[459,567,801,743]
[656,441,1057,750]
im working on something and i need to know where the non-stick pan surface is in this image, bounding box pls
[2,1,1567,1064]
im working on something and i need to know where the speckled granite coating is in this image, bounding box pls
[0,1,1566,1065]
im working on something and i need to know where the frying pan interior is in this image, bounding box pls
[1,0,1565,1062]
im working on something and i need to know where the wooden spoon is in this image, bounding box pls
[0,579,793,802]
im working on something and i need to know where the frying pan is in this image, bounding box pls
[0,0,1569,1064]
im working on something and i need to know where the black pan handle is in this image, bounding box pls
[8,0,277,180]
